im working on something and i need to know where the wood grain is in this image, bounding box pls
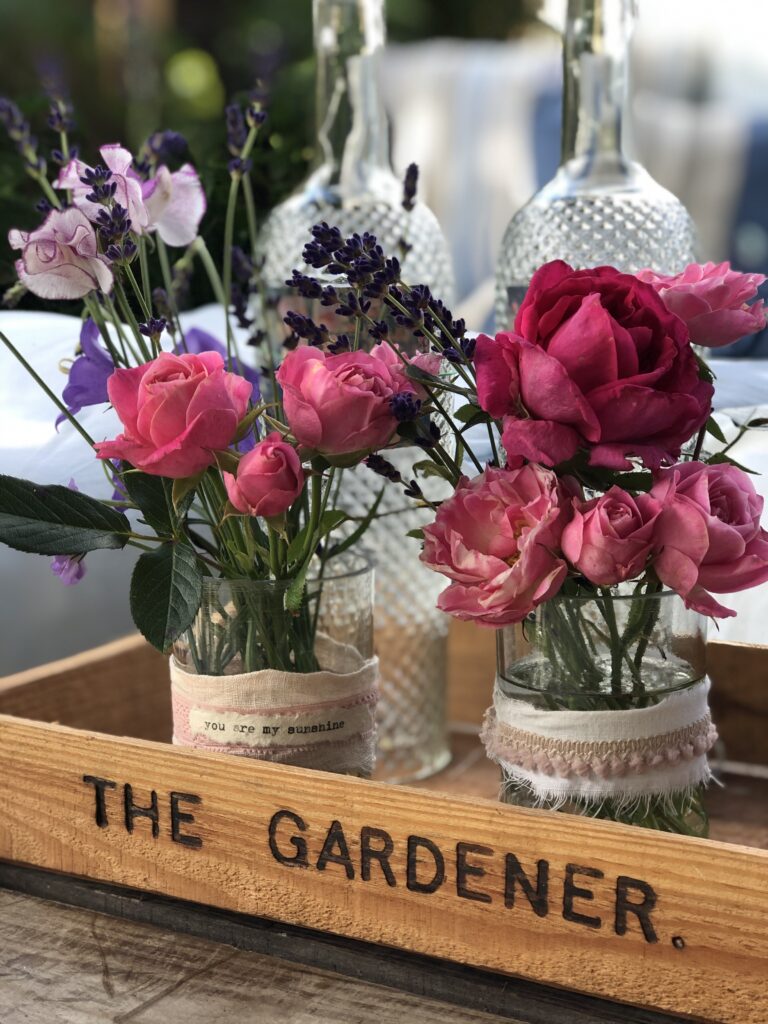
[707,641,768,766]
[0,887,508,1024]
[0,713,766,1023]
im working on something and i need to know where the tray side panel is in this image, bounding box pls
[0,715,766,1024]
[0,636,169,739]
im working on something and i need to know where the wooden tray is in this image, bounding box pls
[0,624,766,1024]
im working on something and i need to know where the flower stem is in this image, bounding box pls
[0,331,95,448]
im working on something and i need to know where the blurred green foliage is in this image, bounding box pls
[0,0,535,312]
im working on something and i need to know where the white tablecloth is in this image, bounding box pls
[1,307,767,672]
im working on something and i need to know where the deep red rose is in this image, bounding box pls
[474,260,713,470]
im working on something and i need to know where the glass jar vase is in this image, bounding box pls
[171,555,377,776]
[489,586,714,835]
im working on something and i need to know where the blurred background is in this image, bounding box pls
[3,0,768,671]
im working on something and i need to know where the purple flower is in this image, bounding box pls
[50,479,87,585]
[57,318,115,427]
[51,553,87,585]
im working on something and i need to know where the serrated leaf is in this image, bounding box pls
[129,541,203,652]
[285,559,311,613]
[121,470,173,534]
[0,474,131,555]
[705,416,727,444]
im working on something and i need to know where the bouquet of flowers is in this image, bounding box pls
[285,240,768,832]
[0,92,432,683]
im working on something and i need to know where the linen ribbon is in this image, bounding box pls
[481,677,717,803]
[171,633,379,777]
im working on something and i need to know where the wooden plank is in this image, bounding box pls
[707,641,768,766]
[0,887,509,1024]
[0,714,765,1023]
[0,635,169,739]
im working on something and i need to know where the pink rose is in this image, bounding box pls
[95,351,252,478]
[8,207,113,300]
[56,144,205,245]
[637,262,766,348]
[650,461,768,617]
[474,261,713,470]
[224,433,305,518]
[275,343,409,457]
[562,486,661,586]
[420,465,571,626]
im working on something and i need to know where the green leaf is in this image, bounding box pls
[404,364,467,395]
[705,416,727,445]
[172,472,203,512]
[327,486,385,558]
[130,541,203,652]
[615,471,654,493]
[412,459,454,482]
[0,474,131,555]
[286,508,348,563]
[453,403,483,423]
[706,452,758,474]
[213,450,241,475]
[121,471,173,534]
[406,528,424,541]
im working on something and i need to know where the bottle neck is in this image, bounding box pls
[313,0,390,187]
[561,0,635,164]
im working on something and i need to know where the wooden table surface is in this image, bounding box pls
[0,887,512,1024]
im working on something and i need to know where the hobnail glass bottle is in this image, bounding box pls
[495,0,696,327]
[256,0,455,783]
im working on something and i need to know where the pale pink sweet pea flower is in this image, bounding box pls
[141,163,206,246]
[637,262,766,348]
[56,143,205,246]
[56,144,149,233]
[95,351,252,478]
[8,207,113,300]
[420,464,572,627]
[649,461,768,617]
[275,344,410,457]
[562,486,662,586]
[224,433,305,518]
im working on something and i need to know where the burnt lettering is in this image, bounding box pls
[406,835,445,894]
[360,826,396,887]
[170,792,202,849]
[563,864,603,929]
[456,842,493,904]
[316,820,354,879]
[615,876,659,943]
[123,784,159,838]
[82,775,116,828]
[504,854,549,917]
[268,810,309,867]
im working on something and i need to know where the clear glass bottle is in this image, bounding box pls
[495,0,696,328]
[256,0,455,784]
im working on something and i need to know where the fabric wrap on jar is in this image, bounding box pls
[481,677,717,811]
[171,633,379,777]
